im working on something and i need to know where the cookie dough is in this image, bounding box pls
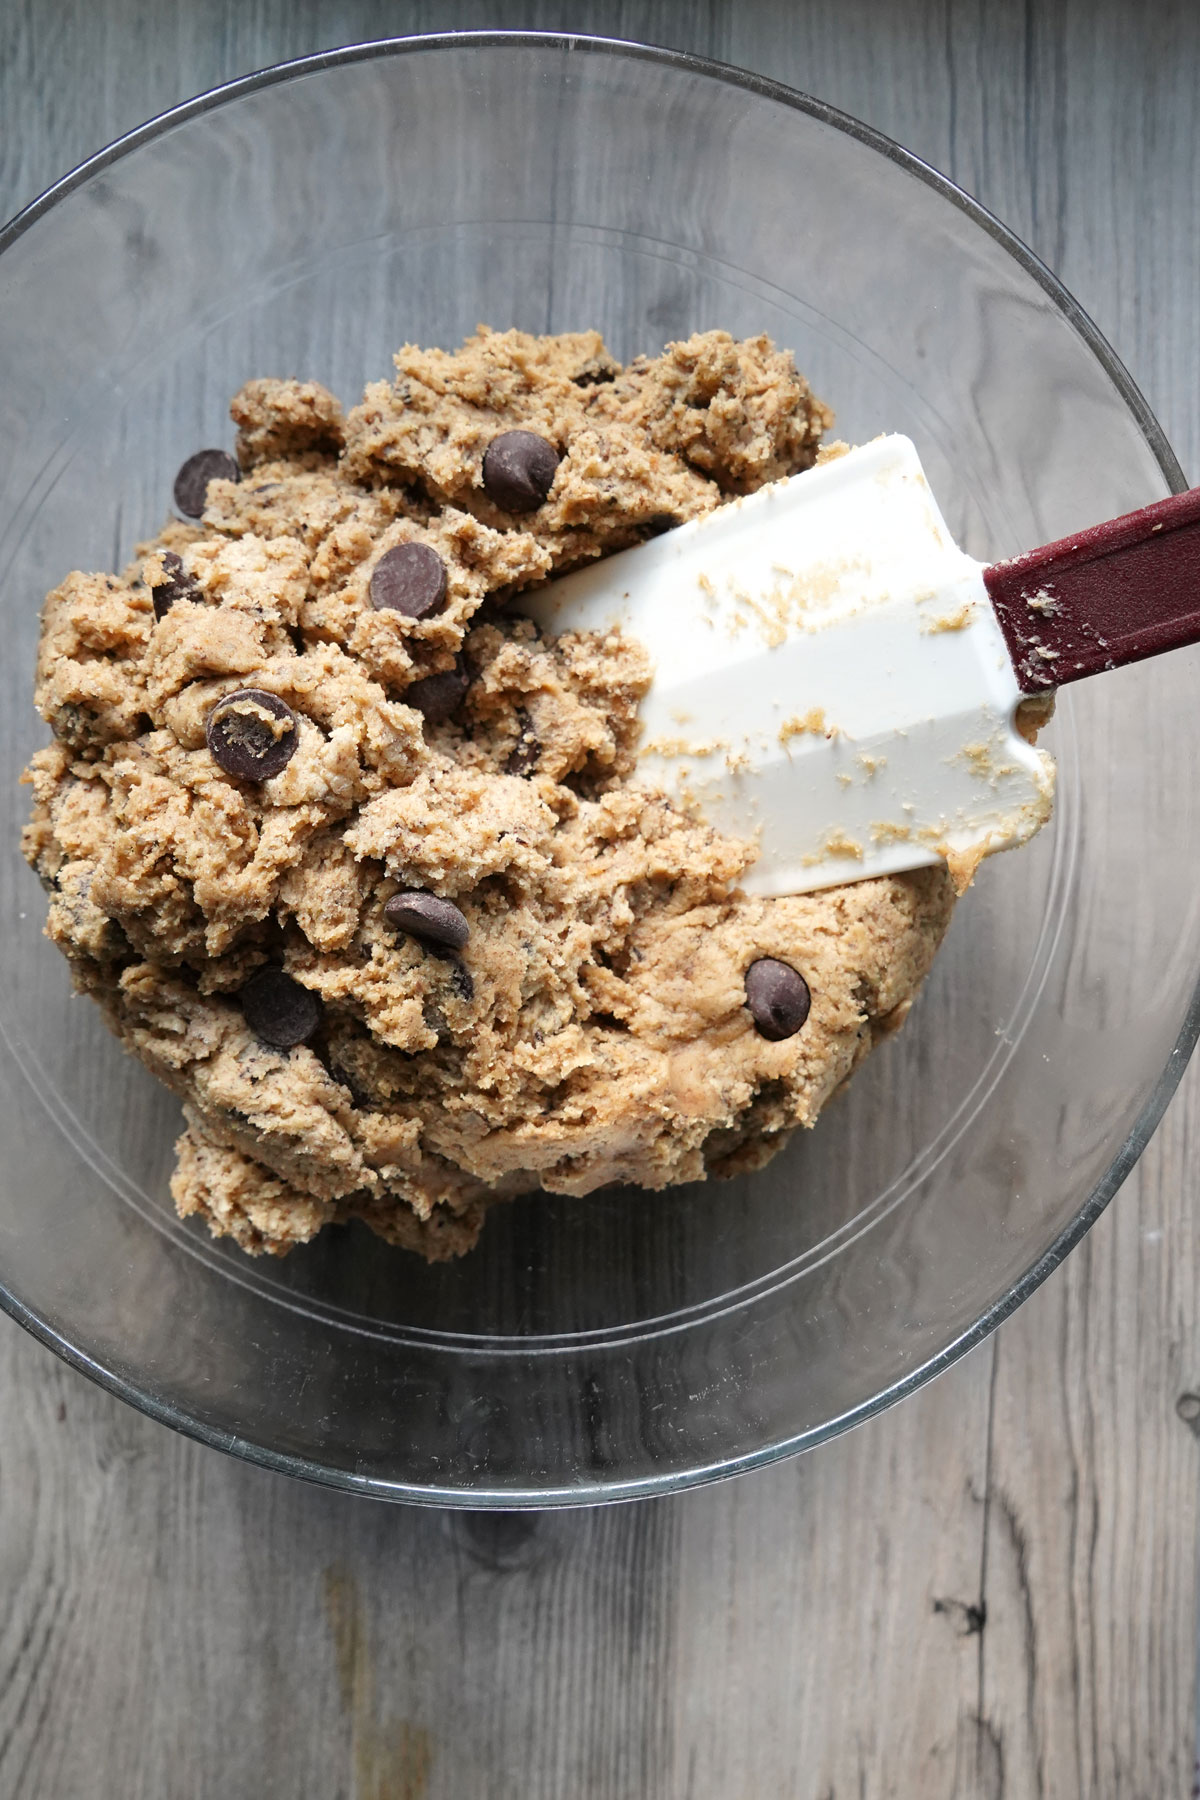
[22,328,955,1260]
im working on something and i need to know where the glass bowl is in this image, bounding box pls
[0,33,1193,1506]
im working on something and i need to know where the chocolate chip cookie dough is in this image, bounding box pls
[22,328,955,1260]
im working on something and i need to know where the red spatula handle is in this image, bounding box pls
[983,484,1200,693]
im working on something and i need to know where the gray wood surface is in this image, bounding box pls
[2,1,1199,1795]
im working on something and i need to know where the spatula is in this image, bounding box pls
[524,435,1200,895]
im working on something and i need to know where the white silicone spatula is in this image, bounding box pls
[523,435,1200,895]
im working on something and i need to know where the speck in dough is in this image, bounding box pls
[22,327,954,1260]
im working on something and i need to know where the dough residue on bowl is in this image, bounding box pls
[22,328,955,1259]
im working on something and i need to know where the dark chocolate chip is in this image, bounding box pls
[744,958,811,1041]
[640,513,680,539]
[384,890,470,951]
[505,707,540,776]
[369,542,448,618]
[446,958,475,1002]
[481,430,560,513]
[206,688,299,782]
[240,967,323,1048]
[173,448,241,518]
[150,550,199,620]
[403,655,469,724]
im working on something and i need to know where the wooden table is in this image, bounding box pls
[1,3,1197,1794]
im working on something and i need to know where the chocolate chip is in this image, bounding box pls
[384,890,470,951]
[481,430,560,513]
[447,958,475,1002]
[640,513,680,539]
[173,449,240,518]
[403,655,469,724]
[369,542,448,618]
[505,707,540,776]
[744,958,811,1040]
[149,550,199,620]
[240,968,322,1048]
[206,688,299,782]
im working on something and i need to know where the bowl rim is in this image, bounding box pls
[0,28,1193,1508]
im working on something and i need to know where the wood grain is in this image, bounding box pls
[1,2,1199,1796]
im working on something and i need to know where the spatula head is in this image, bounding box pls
[525,436,1054,896]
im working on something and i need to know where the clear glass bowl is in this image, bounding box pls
[0,34,1193,1505]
